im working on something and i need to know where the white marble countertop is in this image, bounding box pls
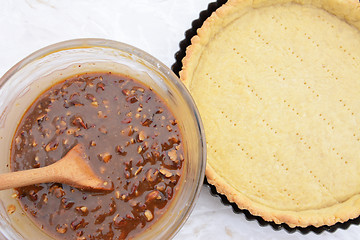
[0,1,359,239]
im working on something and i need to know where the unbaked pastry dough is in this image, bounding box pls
[181,0,360,227]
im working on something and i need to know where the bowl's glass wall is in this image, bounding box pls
[0,39,206,239]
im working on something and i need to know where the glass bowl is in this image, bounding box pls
[0,39,206,239]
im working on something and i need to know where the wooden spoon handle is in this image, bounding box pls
[0,166,55,190]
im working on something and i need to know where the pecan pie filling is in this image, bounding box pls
[11,72,184,239]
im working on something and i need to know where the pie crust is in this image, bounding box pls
[180,0,360,227]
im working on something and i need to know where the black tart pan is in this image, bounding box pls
[171,0,360,234]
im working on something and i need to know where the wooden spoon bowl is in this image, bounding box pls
[0,144,112,191]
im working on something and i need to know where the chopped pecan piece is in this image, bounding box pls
[167,149,177,162]
[134,166,143,176]
[138,131,146,142]
[56,224,68,234]
[85,93,96,101]
[70,218,87,231]
[72,116,87,129]
[7,205,16,214]
[115,145,127,156]
[61,198,75,209]
[96,82,105,91]
[122,89,130,96]
[146,168,159,182]
[76,206,89,216]
[144,210,153,221]
[45,140,58,152]
[98,153,112,163]
[115,191,121,199]
[142,119,152,127]
[159,168,173,178]
[145,190,161,203]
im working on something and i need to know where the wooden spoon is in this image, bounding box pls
[0,144,112,191]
